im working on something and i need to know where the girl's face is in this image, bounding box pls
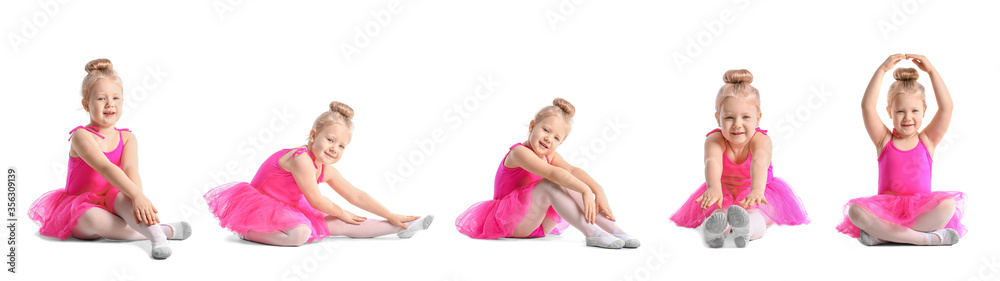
[309,123,352,165]
[526,116,568,157]
[716,98,761,145]
[887,93,926,138]
[83,78,123,128]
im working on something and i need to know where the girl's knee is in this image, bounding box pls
[936,198,956,211]
[73,208,111,239]
[532,180,558,202]
[535,180,557,192]
[288,225,312,246]
[113,192,130,207]
[847,204,870,228]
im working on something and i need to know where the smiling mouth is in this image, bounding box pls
[539,141,549,149]
[103,112,116,117]
[731,132,744,136]
[325,151,335,159]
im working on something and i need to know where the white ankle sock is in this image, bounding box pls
[148,225,171,259]
[927,228,959,246]
[859,230,886,246]
[703,211,727,248]
[162,222,192,240]
[611,229,640,248]
[585,230,624,249]
[397,215,434,238]
[727,205,751,248]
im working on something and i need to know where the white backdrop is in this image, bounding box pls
[2,1,998,280]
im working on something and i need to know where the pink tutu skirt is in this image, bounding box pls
[836,191,966,238]
[28,188,121,240]
[204,182,330,242]
[456,182,570,239]
[671,177,810,228]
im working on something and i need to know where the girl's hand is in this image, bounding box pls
[336,210,368,225]
[905,54,935,73]
[387,214,419,230]
[739,190,768,208]
[595,193,616,222]
[879,53,907,73]
[695,188,724,210]
[131,195,160,225]
[583,191,597,224]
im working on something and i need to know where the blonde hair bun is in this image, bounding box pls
[552,98,575,118]
[723,69,753,84]
[329,101,355,120]
[893,68,919,81]
[85,59,113,73]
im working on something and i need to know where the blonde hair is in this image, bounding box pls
[533,98,575,132]
[309,101,354,143]
[887,68,926,107]
[715,69,760,114]
[81,59,123,101]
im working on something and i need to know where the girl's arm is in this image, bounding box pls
[909,54,953,148]
[696,133,726,210]
[863,54,905,151]
[740,133,772,207]
[322,167,417,228]
[550,153,614,221]
[286,153,349,222]
[119,131,143,192]
[507,145,596,223]
[71,131,158,224]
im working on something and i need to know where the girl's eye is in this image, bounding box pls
[543,128,549,133]
[327,138,333,143]
[725,116,733,119]
[897,110,904,113]
[554,137,560,141]
[742,116,750,119]
[339,145,345,149]
[912,110,919,113]
[113,97,120,100]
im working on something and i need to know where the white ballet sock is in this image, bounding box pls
[148,225,171,259]
[162,222,192,240]
[927,228,959,246]
[611,229,640,248]
[703,210,727,248]
[585,229,624,249]
[858,230,886,246]
[727,205,751,248]
[397,215,434,238]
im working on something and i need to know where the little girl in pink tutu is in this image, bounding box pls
[670,70,809,248]
[455,98,639,249]
[204,102,432,246]
[28,59,191,259]
[836,54,965,246]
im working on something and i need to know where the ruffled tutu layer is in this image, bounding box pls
[456,181,569,239]
[204,182,329,242]
[28,188,120,240]
[671,177,810,228]
[836,191,966,238]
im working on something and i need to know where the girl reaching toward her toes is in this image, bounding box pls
[204,101,432,246]
[455,98,639,249]
[836,54,966,246]
[670,69,809,248]
[28,59,191,260]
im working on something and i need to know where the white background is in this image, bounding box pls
[2,1,998,280]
